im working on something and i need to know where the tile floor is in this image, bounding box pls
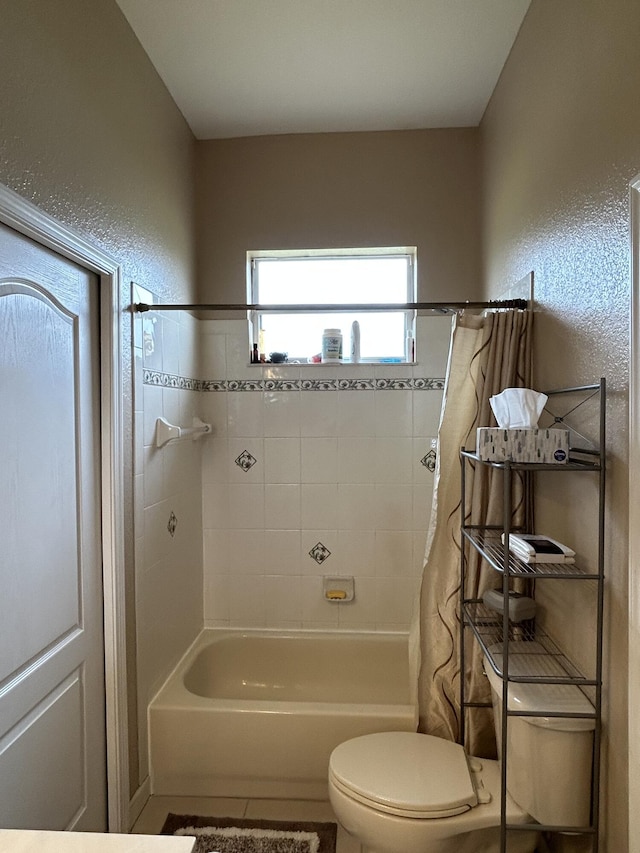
[132,795,361,852]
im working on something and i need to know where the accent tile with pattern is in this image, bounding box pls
[235,450,258,472]
[309,542,332,564]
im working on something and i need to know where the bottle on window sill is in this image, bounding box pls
[405,331,415,363]
[350,321,360,363]
[322,328,343,363]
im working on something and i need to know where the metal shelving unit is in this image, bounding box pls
[459,379,605,852]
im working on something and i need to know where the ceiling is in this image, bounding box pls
[116,0,531,140]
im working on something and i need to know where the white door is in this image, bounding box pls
[0,222,107,830]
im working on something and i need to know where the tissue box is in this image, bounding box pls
[476,427,569,464]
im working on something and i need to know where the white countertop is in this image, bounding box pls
[0,830,195,853]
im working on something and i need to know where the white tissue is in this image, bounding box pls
[489,388,548,429]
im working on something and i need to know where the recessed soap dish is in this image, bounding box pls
[323,576,354,602]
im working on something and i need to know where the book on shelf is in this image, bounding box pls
[501,533,576,564]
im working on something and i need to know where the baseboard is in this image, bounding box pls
[128,775,151,830]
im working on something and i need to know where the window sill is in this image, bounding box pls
[249,360,416,366]
[242,360,424,383]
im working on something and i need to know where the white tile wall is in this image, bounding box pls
[134,309,450,730]
[132,288,204,781]
[200,315,451,632]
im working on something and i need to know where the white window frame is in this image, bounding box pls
[247,246,417,363]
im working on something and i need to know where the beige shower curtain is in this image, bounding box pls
[410,308,532,758]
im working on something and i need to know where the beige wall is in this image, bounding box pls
[0,0,198,797]
[195,129,481,304]
[482,1,638,849]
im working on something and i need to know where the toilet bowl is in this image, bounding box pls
[328,731,537,853]
[328,643,595,853]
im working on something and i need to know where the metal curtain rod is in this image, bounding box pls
[134,298,528,313]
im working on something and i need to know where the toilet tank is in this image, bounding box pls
[484,643,595,828]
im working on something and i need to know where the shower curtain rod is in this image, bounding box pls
[134,298,528,313]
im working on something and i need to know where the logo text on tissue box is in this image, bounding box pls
[476,427,569,463]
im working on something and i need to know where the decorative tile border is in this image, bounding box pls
[201,380,227,392]
[143,370,202,391]
[144,369,444,392]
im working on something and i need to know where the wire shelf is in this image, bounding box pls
[460,381,604,851]
[462,530,600,579]
[460,449,601,471]
[463,602,594,686]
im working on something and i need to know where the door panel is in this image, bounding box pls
[1,286,80,680]
[0,224,107,830]
[0,671,85,829]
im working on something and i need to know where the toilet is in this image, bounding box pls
[328,645,595,853]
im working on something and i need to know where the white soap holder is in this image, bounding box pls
[323,576,354,602]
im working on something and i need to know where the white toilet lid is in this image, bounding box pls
[329,732,478,819]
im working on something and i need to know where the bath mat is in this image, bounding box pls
[160,813,337,853]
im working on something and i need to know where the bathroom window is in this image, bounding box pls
[248,247,417,363]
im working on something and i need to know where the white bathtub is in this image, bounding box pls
[149,629,417,799]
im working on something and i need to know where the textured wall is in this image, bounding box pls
[195,129,481,305]
[0,0,197,797]
[0,1,195,302]
[481,1,638,849]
